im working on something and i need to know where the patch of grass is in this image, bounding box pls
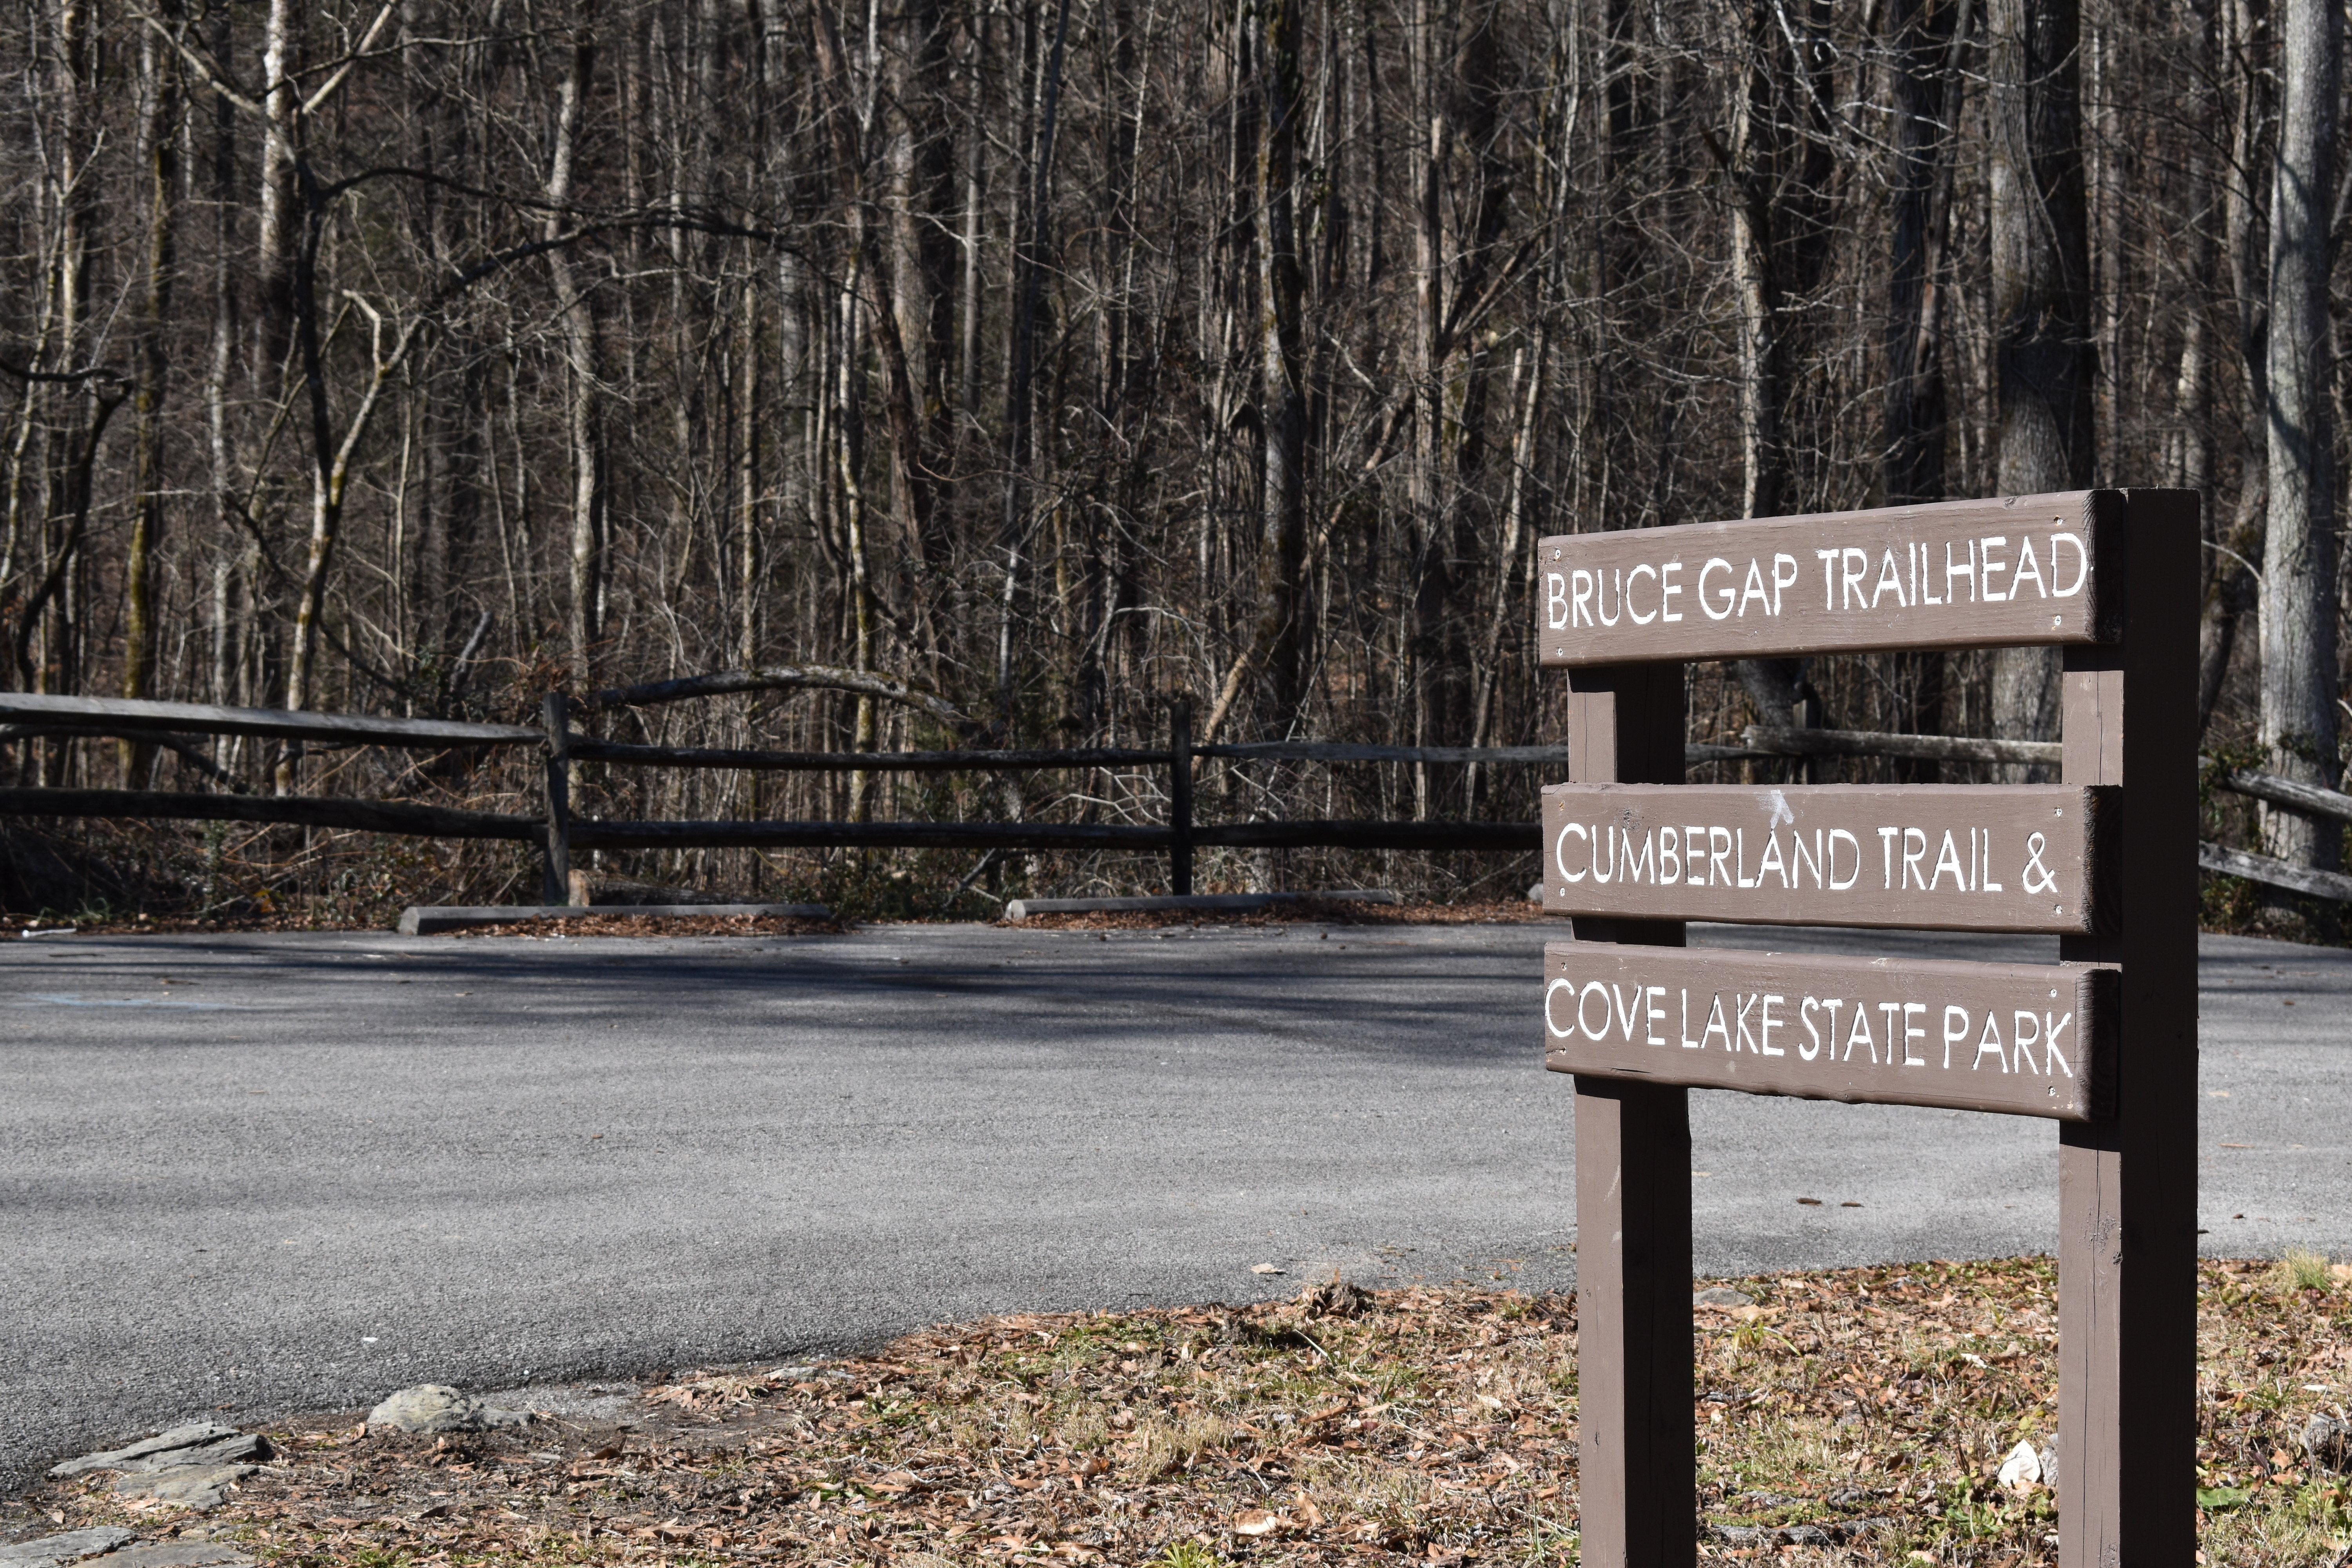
[2274,1248,2337,1293]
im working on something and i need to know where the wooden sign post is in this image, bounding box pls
[1539,491,2196,1567]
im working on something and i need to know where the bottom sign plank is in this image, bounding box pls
[1543,941,2110,1120]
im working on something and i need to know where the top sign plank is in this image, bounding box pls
[1536,490,2118,666]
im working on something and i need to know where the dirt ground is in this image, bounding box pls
[8,1258,2348,1566]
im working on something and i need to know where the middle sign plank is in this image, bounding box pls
[1543,942,2110,1120]
[1539,783,2110,934]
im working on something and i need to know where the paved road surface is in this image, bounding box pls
[4,920,2346,1488]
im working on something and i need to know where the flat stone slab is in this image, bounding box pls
[398,903,829,935]
[105,1544,256,1567]
[110,1465,258,1510]
[0,1527,135,1566]
[1002,890,1399,921]
[47,1425,243,1481]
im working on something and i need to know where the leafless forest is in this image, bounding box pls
[0,0,2341,916]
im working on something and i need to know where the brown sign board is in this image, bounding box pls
[1539,783,2108,933]
[1543,941,2110,1121]
[1535,490,2116,666]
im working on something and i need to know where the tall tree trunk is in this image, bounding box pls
[1724,0,1836,731]
[1252,0,1309,730]
[544,19,603,688]
[122,22,177,782]
[2259,0,2341,867]
[1885,0,1965,764]
[1987,0,2094,760]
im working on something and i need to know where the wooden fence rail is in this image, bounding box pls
[0,691,2344,914]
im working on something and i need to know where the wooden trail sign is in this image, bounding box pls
[1543,942,2111,1120]
[1541,489,2198,1568]
[1537,490,2116,666]
[1539,782,2109,932]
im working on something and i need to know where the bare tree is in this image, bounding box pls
[1986,0,2094,757]
[2258,0,2341,867]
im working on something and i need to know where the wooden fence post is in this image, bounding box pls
[1566,660,1693,1568]
[1169,695,1194,896]
[541,690,573,907]
[2056,490,2198,1566]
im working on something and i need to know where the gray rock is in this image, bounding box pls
[0,1526,135,1566]
[105,1546,257,1567]
[109,1465,258,1510]
[1693,1287,1754,1308]
[120,1436,269,1476]
[47,1425,240,1480]
[2303,1414,2351,1473]
[366,1385,531,1434]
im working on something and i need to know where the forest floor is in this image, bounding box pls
[10,1258,2349,1567]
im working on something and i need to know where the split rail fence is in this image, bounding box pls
[0,688,2343,909]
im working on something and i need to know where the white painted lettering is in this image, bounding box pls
[1570,568,1594,627]
[1903,1003,1928,1065]
[1873,548,1908,608]
[1799,997,1824,1060]
[2045,1011,2075,1076]
[1685,825,1709,885]
[1611,984,1644,1040]
[1945,538,1975,603]
[1709,826,1733,887]
[1739,557,1771,617]
[1815,548,1840,610]
[1645,986,1666,1045]
[1760,993,1785,1055]
[1849,1004,1878,1064]
[1841,547,1869,610]
[1699,557,1736,620]
[1792,828,1823,888]
[1543,977,1575,1038]
[1943,1005,1969,1069]
[1661,559,1685,621]
[1878,825,1898,889]
[1931,829,1967,891]
[1577,980,1611,1041]
[1595,567,1622,627]
[1758,829,1789,889]
[2011,535,2047,598]
[2050,532,2088,596]
[1980,535,2009,600]
[1659,826,1682,884]
[2011,1011,2042,1073]
[1902,827,1929,890]
[1701,994,1732,1050]
[1555,821,1589,883]
[1626,562,1659,624]
[1829,829,1861,890]
[1974,1011,2009,1071]
[1735,993,1760,1052]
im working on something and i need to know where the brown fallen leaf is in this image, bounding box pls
[1233,1508,1285,1537]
